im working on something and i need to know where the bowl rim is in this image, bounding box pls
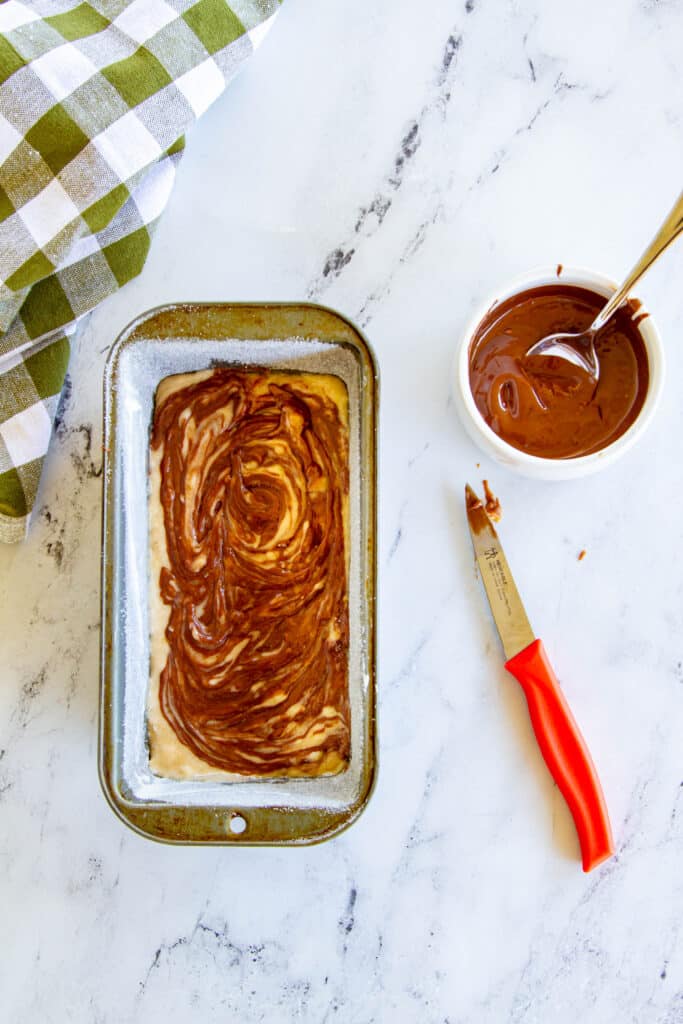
[456,264,665,468]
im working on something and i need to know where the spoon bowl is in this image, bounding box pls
[525,328,600,379]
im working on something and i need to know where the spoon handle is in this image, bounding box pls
[591,189,683,332]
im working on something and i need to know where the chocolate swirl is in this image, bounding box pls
[151,369,350,775]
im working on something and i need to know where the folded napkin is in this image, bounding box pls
[0,0,279,543]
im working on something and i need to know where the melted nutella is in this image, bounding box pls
[482,479,502,521]
[150,369,350,776]
[468,285,649,459]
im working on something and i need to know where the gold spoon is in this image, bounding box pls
[526,190,683,380]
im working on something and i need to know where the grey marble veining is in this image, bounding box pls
[2,0,683,1020]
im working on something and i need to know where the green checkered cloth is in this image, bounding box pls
[0,0,279,543]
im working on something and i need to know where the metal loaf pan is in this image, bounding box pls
[100,303,378,844]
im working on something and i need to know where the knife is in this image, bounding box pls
[465,484,614,872]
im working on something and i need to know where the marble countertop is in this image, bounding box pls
[2,1,683,1020]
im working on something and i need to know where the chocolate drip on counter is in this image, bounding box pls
[151,369,350,775]
[468,285,649,459]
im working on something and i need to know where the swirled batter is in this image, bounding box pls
[147,368,350,779]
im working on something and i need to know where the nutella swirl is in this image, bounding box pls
[150,369,350,776]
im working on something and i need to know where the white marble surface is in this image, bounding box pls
[2,0,683,1020]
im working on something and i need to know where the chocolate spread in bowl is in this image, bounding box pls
[468,284,650,459]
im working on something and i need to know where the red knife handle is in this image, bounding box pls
[505,639,614,872]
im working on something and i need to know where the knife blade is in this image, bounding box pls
[465,484,535,660]
[465,484,614,872]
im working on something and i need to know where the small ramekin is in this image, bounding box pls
[453,266,665,480]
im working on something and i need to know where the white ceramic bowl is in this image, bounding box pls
[453,266,665,480]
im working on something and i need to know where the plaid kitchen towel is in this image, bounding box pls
[0,0,279,543]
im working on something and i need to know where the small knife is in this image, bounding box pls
[465,484,614,872]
